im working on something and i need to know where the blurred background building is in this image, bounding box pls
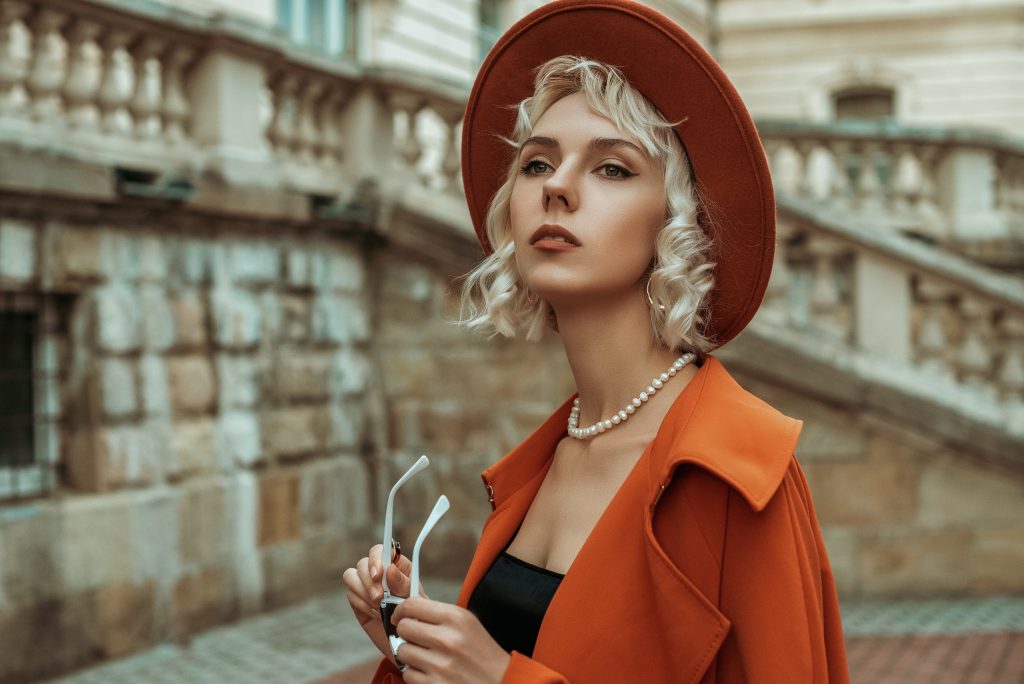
[0,0,1021,680]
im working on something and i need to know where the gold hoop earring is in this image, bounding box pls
[646,278,667,312]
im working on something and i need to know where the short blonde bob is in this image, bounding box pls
[454,55,720,356]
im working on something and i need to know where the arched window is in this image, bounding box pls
[276,0,359,59]
[833,85,896,121]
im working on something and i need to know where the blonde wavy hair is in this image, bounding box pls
[453,55,720,356]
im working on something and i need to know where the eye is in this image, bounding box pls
[600,163,635,179]
[519,160,550,175]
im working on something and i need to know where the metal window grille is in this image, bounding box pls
[0,293,64,501]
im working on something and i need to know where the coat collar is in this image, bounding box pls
[479,354,803,513]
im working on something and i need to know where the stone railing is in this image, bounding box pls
[758,119,1024,249]
[0,0,467,208]
[756,195,1024,431]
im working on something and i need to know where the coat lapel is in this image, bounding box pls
[456,354,804,682]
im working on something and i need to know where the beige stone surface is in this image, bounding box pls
[860,527,975,596]
[169,419,218,479]
[167,356,218,416]
[179,479,229,566]
[258,469,302,547]
[918,455,1024,527]
[170,567,231,638]
[88,581,157,658]
[803,456,920,526]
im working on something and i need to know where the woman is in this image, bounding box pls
[343,1,851,682]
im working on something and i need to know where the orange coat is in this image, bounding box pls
[371,354,851,683]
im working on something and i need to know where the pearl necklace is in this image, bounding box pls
[567,352,697,440]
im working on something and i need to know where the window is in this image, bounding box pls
[833,85,896,122]
[0,293,65,501]
[478,0,503,65]
[276,0,360,59]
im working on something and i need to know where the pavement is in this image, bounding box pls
[42,581,1024,684]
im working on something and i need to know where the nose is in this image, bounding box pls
[542,163,578,212]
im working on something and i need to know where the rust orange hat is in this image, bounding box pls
[461,0,776,348]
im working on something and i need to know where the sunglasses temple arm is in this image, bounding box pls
[381,454,430,594]
[410,495,450,599]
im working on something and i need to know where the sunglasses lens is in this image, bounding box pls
[380,595,404,638]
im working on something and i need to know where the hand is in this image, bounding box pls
[391,596,512,684]
[342,543,432,669]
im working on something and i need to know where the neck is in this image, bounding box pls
[550,287,695,432]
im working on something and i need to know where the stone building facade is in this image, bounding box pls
[0,0,1021,681]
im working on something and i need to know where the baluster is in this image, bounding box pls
[316,86,350,165]
[887,142,913,222]
[913,277,956,381]
[759,220,797,327]
[97,27,133,134]
[853,139,884,213]
[161,44,194,143]
[793,139,816,200]
[909,143,946,239]
[956,295,995,399]
[129,36,166,139]
[437,103,462,194]
[25,7,67,122]
[806,236,851,341]
[0,1,31,115]
[295,76,323,163]
[391,91,426,183]
[994,314,1024,402]
[61,17,102,129]
[267,70,298,155]
[824,138,853,211]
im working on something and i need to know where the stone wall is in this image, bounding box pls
[0,214,376,681]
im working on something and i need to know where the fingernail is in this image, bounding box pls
[371,563,378,578]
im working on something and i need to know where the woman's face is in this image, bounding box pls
[509,92,667,307]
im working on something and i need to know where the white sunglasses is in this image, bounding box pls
[379,454,450,672]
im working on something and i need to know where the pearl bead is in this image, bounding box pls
[566,353,695,440]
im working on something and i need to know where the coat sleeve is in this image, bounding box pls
[715,456,851,683]
[370,650,575,683]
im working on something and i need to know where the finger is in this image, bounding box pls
[393,596,450,626]
[386,563,411,596]
[369,544,385,579]
[355,557,380,602]
[395,615,449,651]
[344,580,379,621]
[342,566,376,608]
[394,637,442,674]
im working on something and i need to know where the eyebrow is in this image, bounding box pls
[519,135,650,161]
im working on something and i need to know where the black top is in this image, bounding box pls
[467,527,565,657]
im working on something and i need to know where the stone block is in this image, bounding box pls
[859,526,973,596]
[311,293,369,344]
[139,285,175,352]
[331,347,370,396]
[211,287,262,349]
[180,479,228,566]
[132,487,181,581]
[918,455,1024,527]
[285,248,311,288]
[217,410,263,468]
[87,581,157,658]
[258,469,302,547]
[261,540,313,608]
[278,294,311,341]
[60,495,136,591]
[93,284,141,353]
[66,426,159,492]
[217,353,261,409]
[300,457,369,535]
[50,224,109,284]
[0,218,36,282]
[791,405,864,462]
[322,401,364,450]
[167,238,211,284]
[169,418,217,479]
[263,407,320,457]
[971,525,1024,592]
[273,353,332,401]
[228,241,280,284]
[170,566,231,638]
[0,504,62,608]
[108,232,140,281]
[167,355,217,416]
[171,290,208,349]
[801,456,919,526]
[320,245,366,292]
[137,234,166,282]
[139,355,170,416]
[97,357,138,419]
[819,526,860,597]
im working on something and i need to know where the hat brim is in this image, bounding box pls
[461,0,776,348]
